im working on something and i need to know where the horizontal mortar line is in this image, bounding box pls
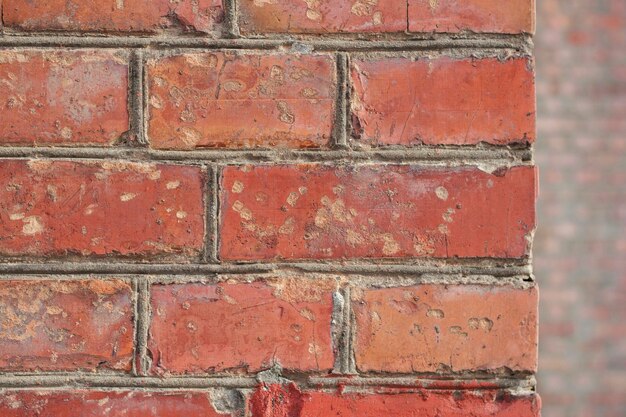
[0,261,532,277]
[0,146,532,164]
[308,375,536,390]
[0,375,257,389]
[0,34,532,52]
[0,374,535,390]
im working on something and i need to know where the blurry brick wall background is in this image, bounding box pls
[535,1,626,416]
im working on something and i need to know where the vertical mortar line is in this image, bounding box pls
[131,277,139,376]
[223,0,240,38]
[129,49,147,146]
[333,52,349,149]
[204,164,221,263]
[333,286,355,374]
[135,278,151,376]
[343,286,356,374]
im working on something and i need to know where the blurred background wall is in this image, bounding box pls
[535,1,626,416]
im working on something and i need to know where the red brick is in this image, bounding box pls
[0,50,128,146]
[353,285,538,373]
[238,0,406,34]
[3,0,223,33]
[250,383,542,417]
[220,165,536,261]
[147,52,336,149]
[0,279,133,372]
[148,278,336,374]
[408,0,535,34]
[0,160,205,258]
[0,391,234,416]
[351,57,535,146]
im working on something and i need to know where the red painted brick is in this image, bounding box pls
[353,285,538,373]
[251,383,542,417]
[0,391,234,416]
[3,0,223,33]
[0,160,205,258]
[0,50,128,146]
[149,278,336,374]
[220,165,536,261]
[147,52,336,149]
[351,57,535,146]
[408,0,535,34]
[0,279,133,372]
[238,0,406,34]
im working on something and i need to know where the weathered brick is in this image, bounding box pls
[3,0,223,33]
[408,0,535,34]
[149,278,336,374]
[0,50,128,146]
[238,0,406,34]
[0,279,133,372]
[147,52,336,149]
[220,165,536,261]
[0,390,237,416]
[0,160,205,258]
[353,285,538,373]
[251,383,542,417]
[351,57,535,146]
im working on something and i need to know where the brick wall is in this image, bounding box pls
[0,1,539,416]
[535,1,626,416]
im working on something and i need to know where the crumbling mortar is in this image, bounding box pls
[136,279,151,376]
[0,261,532,277]
[127,49,147,146]
[0,147,532,165]
[222,0,240,38]
[0,33,533,54]
[0,273,535,288]
[332,52,349,149]
[0,374,535,392]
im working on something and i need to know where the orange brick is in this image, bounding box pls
[149,278,336,374]
[0,160,205,258]
[220,165,536,260]
[0,279,133,372]
[351,57,535,146]
[238,0,406,34]
[3,0,223,33]
[353,285,538,373]
[147,52,336,149]
[408,0,535,34]
[0,50,128,146]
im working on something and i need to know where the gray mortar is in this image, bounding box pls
[0,260,532,276]
[333,53,349,149]
[0,146,532,164]
[0,33,532,52]
[209,388,246,415]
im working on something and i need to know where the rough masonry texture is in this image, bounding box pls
[0,0,539,416]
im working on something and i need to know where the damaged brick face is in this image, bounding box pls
[0,50,129,146]
[238,0,535,34]
[220,165,536,260]
[0,391,231,417]
[0,160,205,258]
[250,384,541,417]
[0,0,539,415]
[353,284,539,373]
[3,0,224,33]
[147,52,336,149]
[0,279,134,372]
[351,57,536,146]
[148,278,336,374]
